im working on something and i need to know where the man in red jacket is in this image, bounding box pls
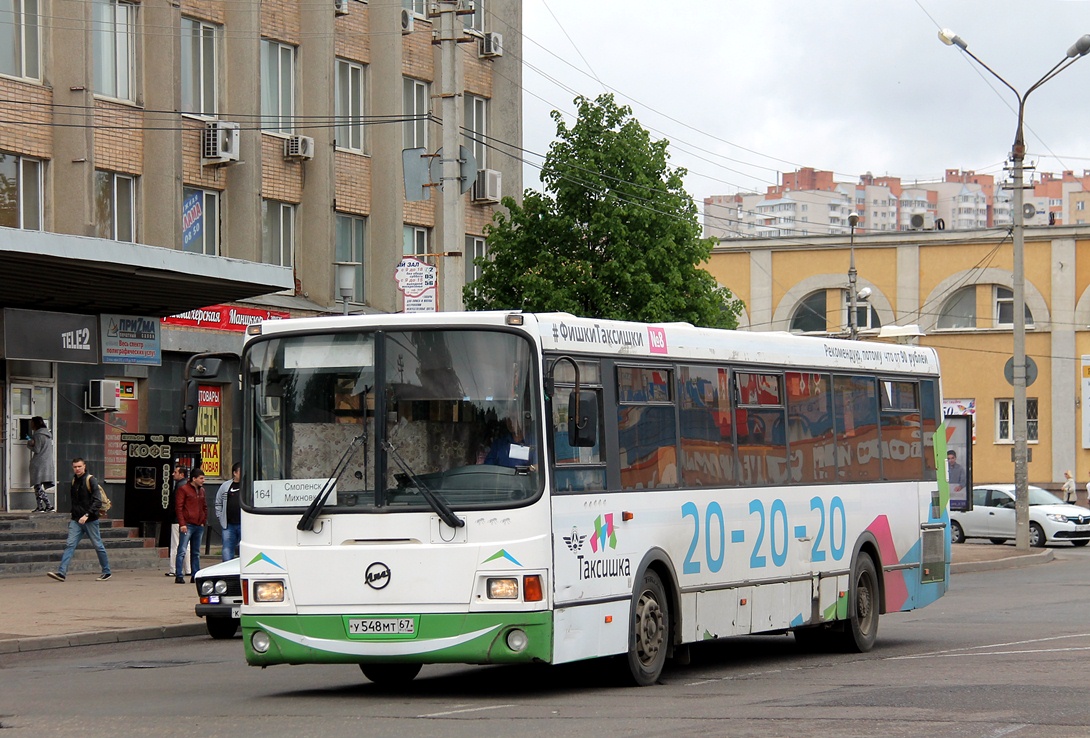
[175,469,208,584]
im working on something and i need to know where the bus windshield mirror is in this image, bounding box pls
[381,439,465,529]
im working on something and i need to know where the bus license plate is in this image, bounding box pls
[349,618,415,635]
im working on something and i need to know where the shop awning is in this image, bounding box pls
[0,227,294,318]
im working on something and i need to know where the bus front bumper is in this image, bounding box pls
[242,611,553,666]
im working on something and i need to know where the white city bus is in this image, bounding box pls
[221,311,952,686]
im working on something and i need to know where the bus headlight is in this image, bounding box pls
[487,578,519,599]
[506,629,528,652]
[251,630,271,653]
[254,580,285,602]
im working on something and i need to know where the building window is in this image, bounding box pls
[790,290,826,333]
[0,152,42,230]
[92,0,136,101]
[1078,201,1086,211]
[403,0,425,16]
[403,224,429,258]
[463,0,484,31]
[465,234,486,287]
[181,187,219,255]
[937,286,976,329]
[464,94,487,170]
[996,398,1038,442]
[844,291,881,332]
[0,0,40,80]
[94,170,135,242]
[994,286,1033,327]
[335,213,366,302]
[403,77,429,149]
[335,59,365,152]
[261,40,296,133]
[181,18,219,117]
[261,199,295,267]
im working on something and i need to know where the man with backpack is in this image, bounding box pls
[47,458,112,582]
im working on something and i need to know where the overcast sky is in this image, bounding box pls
[518,1,1090,205]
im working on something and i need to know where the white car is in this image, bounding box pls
[193,558,241,639]
[950,484,1090,548]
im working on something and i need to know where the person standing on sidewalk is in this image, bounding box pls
[1062,470,1077,504]
[215,462,242,562]
[47,458,111,582]
[165,464,192,578]
[26,416,55,513]
[175,468,208,584]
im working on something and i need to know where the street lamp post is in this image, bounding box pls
[334,261,360,316]
[848,212,860,340]
[939,29,1090,549]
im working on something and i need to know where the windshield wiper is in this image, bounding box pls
[297,431,367,532]
[381,439,464,529]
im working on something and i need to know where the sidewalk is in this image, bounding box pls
[0,543,1054,655]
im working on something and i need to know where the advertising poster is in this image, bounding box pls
[197,385,222,478]
[104,381,140,482]
[100,313,162,365]
[394,257,437,313]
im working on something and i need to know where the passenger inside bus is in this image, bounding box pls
[482,415,535,468]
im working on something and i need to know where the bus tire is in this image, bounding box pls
[837,553,879,653]
[625,569,669,686]
[359,662,422,685]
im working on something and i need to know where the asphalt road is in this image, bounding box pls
[4,546,1090,738]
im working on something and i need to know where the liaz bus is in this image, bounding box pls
[188,311,953,686]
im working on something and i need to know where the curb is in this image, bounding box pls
[950,548,1053,574]
[0,622,206,655]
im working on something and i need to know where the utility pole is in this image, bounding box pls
[435,0,468,312]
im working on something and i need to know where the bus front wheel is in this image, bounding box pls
[625,570,669,686]
[837,553,879,653]
[360,662,422,686]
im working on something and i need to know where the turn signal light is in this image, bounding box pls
[523,575,543,602]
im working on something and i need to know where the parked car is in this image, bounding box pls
[194,558,241,639]
[950,484,1090,548]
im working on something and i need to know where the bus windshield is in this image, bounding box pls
[245,328,541,513]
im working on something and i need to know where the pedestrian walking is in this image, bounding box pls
[175,468,208,583]
[47,458,111,582]
[165,464,192,578]
[215,462,242,561]
[26,416,55,513]
[1062,470,1076,504]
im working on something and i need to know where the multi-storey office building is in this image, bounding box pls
[0,0,522,515]
[708,224,1090,497]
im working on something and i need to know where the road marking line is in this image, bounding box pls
[886,632,1090,660]
[418,704,515,718]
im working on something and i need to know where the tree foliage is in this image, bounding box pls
[464,94,743,329]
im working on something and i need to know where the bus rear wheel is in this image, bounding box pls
[360,662,422,685]
[836,553,879,653]
[625,570,669,686]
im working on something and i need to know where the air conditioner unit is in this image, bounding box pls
[334,0,349,15]
[201,120,240,166]
[472,168,501,203]
[909,211,935,230]
[479,31,502,58]
[284,134,315,160]
[87,379,121,412]
[400,8,414,34]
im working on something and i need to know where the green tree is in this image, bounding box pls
[464,94,743,328]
